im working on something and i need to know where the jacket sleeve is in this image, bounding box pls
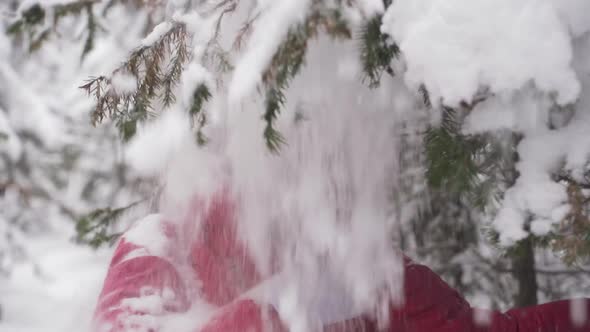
[92,214,190,332]
[388,257,487,332]
[391,257,590,332]
[505,299,590,332]
[92,190,263,332]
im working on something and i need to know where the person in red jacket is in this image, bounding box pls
[93,191,590,332]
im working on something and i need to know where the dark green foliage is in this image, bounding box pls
[75,201,140,248]
[190,84,211,116]
[117,118,137,143]
[7,1,98,57]
[358,15,399,88]
[424,106,507,211]
[425,108,483,194]
[263,87,288,152]
[7,4,45,34]
[260,5,355,152]
[261,23,308,152]
[81,3,96,61]
[191,84,212,146]
[162,35,190,107]
[115,100,148,142]
[80,23,191,141]
[419,84,432,108]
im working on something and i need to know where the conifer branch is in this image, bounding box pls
[261,23,308,153]
[75,200,142,248]
[424,107,497,208]
[80,22,191,140]
[550,176,590,265]
[190,84,212,146]
[81,3,96,61]
[358,11,399,88]
[260,5,353,152]
[7,0,99,55]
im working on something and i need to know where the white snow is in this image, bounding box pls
[172,10,216,59]
[356,0,385,17]
[552,0,590,37]
[141,22,173,47]
[430,13,590,245]
[121,294,166,315]
[491,104,590,244]
[228,0,312,104]
[0,233,112,332]
[381,0,580,106]
[125,109,192,177]
[530,218,553,237]
[4,0,590,331]
[18,0,77,10]
[470,294,493,326]
[0,109,22,160]
[123,214,168,258]
[571,298,588,327]
[110,72,138,95]
[0,2,153,332]
[193,36,405,329]
[463,90,551,135]
[180,63,213,109]
[0,62,65,149]
[0,30,9,60]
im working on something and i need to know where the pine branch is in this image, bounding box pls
[259,5,353,152]
[550,181,590,265]
[75,200,142,248]
[419,84,431,108]
[308,6,351,40]
[80,22,191,140]
[261,23,308,153]
[7,0,99,55]
[6,4,45,34]
[358,13,399,88]
[263,87,288,152]
[161,39,189,106]
[190,84,212,146]
[425,107,485,197]
[81,3,96,61]
[189,84,211,116]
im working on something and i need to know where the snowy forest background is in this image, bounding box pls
[1,0,590,331]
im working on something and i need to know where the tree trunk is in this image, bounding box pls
[506,133,538,307]
[512,236,538,307]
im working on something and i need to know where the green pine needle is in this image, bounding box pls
[75,201,141,248]
[425,108,482,195]
[190,84,212,116]
[358,15,399,88]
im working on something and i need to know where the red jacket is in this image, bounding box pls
[93,193,590,332]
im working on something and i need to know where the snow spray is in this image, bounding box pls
[126,23,415,332]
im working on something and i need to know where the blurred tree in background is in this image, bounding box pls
[0,0,154,277]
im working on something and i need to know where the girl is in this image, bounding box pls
[93,191,590,332]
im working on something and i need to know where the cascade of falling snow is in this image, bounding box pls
[126,32,416,330]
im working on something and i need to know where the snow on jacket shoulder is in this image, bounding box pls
[92,194,590,332]
[93,214,191,332]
